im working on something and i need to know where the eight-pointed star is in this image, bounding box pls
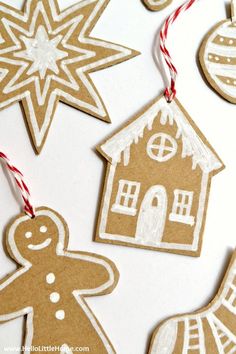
[0,0,139,153]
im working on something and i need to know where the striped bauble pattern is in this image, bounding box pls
[200,19,236,104]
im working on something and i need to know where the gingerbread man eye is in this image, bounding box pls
[25,232,32,239]
[40,226,47,233]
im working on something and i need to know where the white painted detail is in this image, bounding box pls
[46,272,55,285]
[169,213,195,226]
[55,310,65,320]
[100,97,222,173]
[28,238,52,250]
[25,231,32,239]
[147,133,177,162]
[169,190,195,226]
[207,42,236,57]
[40,226,47,233]
[136,185,167,244]
[111,180,140,216]
[15,25,68,79]
[151,320,178,354]
[146,0,170,5]
[50,292,60,304]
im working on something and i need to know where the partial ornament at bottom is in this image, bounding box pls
[149,250,236,353]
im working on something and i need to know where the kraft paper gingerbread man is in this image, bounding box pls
[0,207,119,353]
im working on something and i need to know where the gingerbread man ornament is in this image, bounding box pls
[0,207,119,353]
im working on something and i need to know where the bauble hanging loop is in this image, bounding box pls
[231,0,236,22]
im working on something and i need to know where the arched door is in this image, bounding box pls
[136,185,167,244]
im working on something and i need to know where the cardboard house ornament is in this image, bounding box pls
[96,95,224,257]
[149,250,236,353]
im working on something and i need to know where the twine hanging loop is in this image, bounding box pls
[159,0,198,102]
[0,152,35,218]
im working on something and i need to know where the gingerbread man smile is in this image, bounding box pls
[28,238,52,250]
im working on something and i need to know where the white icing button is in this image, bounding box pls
[25,232,32,239]
[50,292,60,303]
[227,58,231,63]
[229,39,234,45]
[46,273,55,284]
[40,226,48,233]
[55,310,65,320]
[215,56,219,61]
[220,37,224,42]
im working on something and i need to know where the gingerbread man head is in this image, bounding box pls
[6,207,69,266]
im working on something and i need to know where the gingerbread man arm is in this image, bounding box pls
[0,268,31,322]
[62,251,119,296]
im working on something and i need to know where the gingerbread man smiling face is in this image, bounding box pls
[8,211,63,265]
[0,207,119,353]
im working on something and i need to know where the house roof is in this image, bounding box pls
[99,96,223,174]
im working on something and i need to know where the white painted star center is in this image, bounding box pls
[17,25,68,79]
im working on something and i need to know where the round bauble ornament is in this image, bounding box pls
[200,2,236,103]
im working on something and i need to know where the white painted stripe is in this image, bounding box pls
[208,65,236,79]
[189,324,199,330]
[207,73,236,97]
[228,346,236,354]
[223,299,236,315]
[223,339,231,348]
[217,27,236,39]
[208,43,236,57]
[147,0,168,4]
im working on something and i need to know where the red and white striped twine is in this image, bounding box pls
[0,152,35,218]
[160,0,198,102]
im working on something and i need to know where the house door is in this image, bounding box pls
[136,185,167,244]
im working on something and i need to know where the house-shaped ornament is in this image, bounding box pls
[96,96,224,256]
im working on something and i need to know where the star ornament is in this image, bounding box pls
[0,0,139,153]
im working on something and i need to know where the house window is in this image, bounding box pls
[147,133,177,162]
[169,190,195,226]
[111,180,141,216]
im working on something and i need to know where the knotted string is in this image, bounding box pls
[159,0,198,102]
[0,152,35,218]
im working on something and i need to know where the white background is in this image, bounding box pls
[0,0,235,353]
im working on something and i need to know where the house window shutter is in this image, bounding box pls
[147,133,177,162]
[169,189,195,226]
[111,180,141,216]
